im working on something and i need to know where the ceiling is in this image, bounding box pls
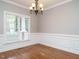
[2,0,72,10]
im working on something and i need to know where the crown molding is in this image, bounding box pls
[2,0,72,10]
[45,0,72,10]
[1,0,28,9]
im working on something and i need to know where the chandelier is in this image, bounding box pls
[29,0,44,15]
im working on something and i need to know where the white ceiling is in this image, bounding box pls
[2,0,72,10]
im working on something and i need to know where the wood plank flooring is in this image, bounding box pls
[0,44,79,59]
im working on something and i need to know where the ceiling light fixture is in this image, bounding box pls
[29,0,44,15]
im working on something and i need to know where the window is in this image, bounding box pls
[6,14,17,34]
[4,11,30,43]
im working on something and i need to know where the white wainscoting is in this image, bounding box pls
[0,33,38,52]
[38,33,79,55]
[0,33,79,55]
[0,34,5,46]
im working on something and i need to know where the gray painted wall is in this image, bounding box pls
[0,0,79,35]
[39,0,79,35]
[0,0,38,34]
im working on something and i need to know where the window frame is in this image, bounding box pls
[4,11,30,42]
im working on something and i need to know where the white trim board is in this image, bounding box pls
[0,34,5,46]
[37,33,79,55]
[0,34,4,41]
[0,43,37,53]
[1,0,72,10]
[36,33,79,40]
[1,0,28,9]
[0,33,79,55]
[41,43,79,55]
[0,33,38,53]
[45,0,72,10]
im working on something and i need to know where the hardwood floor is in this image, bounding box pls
[0,44,79,59]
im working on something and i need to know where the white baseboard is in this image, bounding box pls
[37,33,79,55]
[41,43,79,55]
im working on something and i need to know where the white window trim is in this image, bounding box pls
[4,11,31,41]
